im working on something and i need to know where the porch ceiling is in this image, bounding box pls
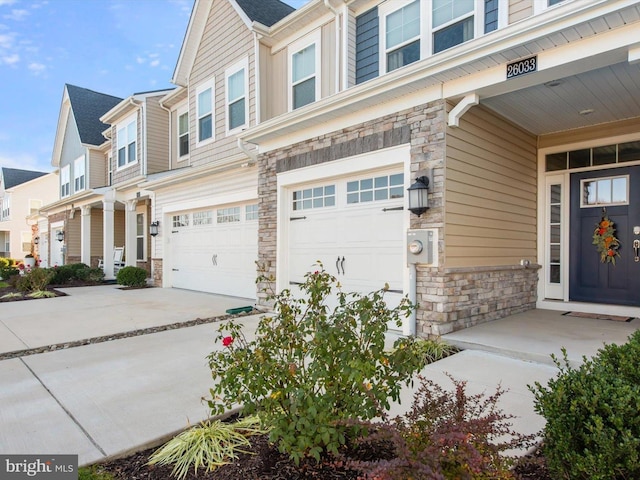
[481,60,640,136]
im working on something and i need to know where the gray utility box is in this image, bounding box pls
[407,229,436,265]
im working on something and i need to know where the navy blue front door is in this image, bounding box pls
[569,166,640,306]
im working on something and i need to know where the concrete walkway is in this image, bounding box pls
[0,286,637,466]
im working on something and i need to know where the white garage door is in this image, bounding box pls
[170,204,258,298]
[288,169,405,312]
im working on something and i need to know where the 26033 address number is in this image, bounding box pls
[506,56,537,79]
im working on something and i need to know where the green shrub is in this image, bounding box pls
[531,330,640,480]
[148,416,267,479]
[87,267,105,283]
[351,375,533,479]
[116,266,147,287]
[208,266,424,464]
[15,267,54,293]
[49,264,76,285]
[0,257,19,280]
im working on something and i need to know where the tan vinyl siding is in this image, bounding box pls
[346,9,357,88]
[145,96,170,174]
[265,46,288,119]
[539,116,640,150]
[321,21,336,99]
[67,216,81,259]
[114,210,125,251]
[88,149,106,188]
[509,0,533,24]
[188,0,254,168]
[90,209,104,256]
[445,105,537,268]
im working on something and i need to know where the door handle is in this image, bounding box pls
[336,256,342,275]
[341,256,345,275]
[634,239,640,263]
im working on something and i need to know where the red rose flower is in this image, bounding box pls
[607,249,615,257]
[222,336,234,347]
[598,228,606,235]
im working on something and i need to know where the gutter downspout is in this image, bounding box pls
[324,0,341,93]
[159,100,172,171]
[253,31,262,125]
[237,138,258,164]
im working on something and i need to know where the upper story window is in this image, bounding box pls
[432,0,475,54]
[289,32,320,110]
[177,106,189,159]
[117,114,137,168]
[196,78,214,144]
[73,155,85,192]
[384,0,421,72]
[1,195,10,220]
[226,59,248,133]
[61,165,70,198]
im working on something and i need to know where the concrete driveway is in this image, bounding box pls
[0,285,637,466]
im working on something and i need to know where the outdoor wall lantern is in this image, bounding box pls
[33,236,40,245]
[407,176,430,216]
[56,231,64,242]
[149,221,160,237]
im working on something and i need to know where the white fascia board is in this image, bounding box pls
[51,89,72,168]
[161,186,257,214]
[240,0,638,147]
[229,0,254,30]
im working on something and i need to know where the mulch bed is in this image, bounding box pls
[95,434,552,480]
[0,284,67,302]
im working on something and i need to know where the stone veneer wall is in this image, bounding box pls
[257,99,538,336]
[152,258,162,287]
[416,265,539,337]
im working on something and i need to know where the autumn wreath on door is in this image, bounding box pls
[593,212,621,264]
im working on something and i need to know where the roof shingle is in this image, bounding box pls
[1,167,47,189]
[65,84,123,146]
[235,0,295,27]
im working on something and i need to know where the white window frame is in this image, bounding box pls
[176,104,189,161]
[379,0,424,73]
[73,155,85,193]
[61,165,70,198]
[116,113,137,169]
[1,195,10,221]
[136,212,145,261]
[533,0,569,15]
[288,30,321,111]
[196,78,215,146]
[225,58,249,135]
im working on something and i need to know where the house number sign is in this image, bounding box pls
[506,55,537,79]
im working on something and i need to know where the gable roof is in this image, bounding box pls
[235,0,295,27]
[65,84,123,146]
[1,167,47,189]
[172,0,295,86]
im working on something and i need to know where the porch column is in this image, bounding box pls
[103,193,115,279]
[80,206,92,266]
[125,199,137,267]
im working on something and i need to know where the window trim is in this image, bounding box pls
[176,104,189,161]
[225,58,249,135]
[579,175,630,208]
[1,195,10,221]
[73,155,85,193]
[60,165,70,198]
[534,0,568,15]
[196,77,215,146]
[136,212,145,261]
[380,0,424,73]
[116,113,138,170]
[288,30,321,111]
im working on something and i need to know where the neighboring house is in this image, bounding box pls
[141,0,294,296]
[0,168,57,261]
[41,84,172,278]
[225,0,640,336]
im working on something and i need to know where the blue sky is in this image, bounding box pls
[0,0,308,173]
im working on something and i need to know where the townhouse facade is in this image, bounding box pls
[40,0,640,337]
[0,168,57,261]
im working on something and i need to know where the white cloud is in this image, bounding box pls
[0,152,47,171]
[0,32,13,49]
[27,61,45,74]
[136,56,145,64]
[149,59,160,67]
[3,9,29,21]
[0,0,17,6]
[148,52,159,58]
[2,52,18,65]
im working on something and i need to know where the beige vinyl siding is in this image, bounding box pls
[539,116,640,150]
[145,96,170,175]
[88,149,106,188]
[265,46,288,119]
[60,112,84,168]
[509,0,533,24]
[445,105,537,268]
[321,21,336,99]
[90,209,104,256]
[67,216,81,259]
[188,0,254,168]
[153,167,258,260]
[346,9,357,88]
